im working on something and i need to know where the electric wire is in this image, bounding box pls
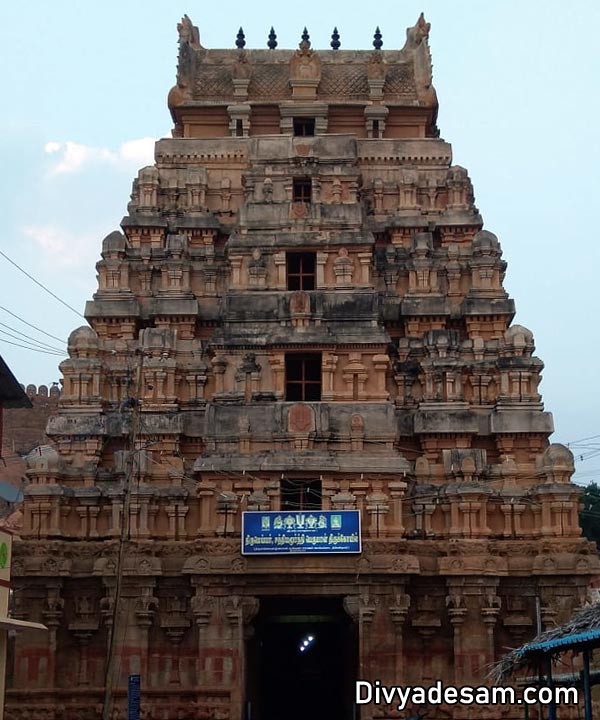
[567,433,600,445]
[0,336,65,356]
[0,304,67,344]
[0,248,85,318]
[0,321,65,353]
[0,332,64,355]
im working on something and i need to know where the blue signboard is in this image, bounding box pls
[128,674,140,720]
[242,510,361,555]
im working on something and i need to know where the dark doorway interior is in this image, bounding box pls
[247,596,356,720]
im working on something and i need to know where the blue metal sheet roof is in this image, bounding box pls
[517,628,600,658]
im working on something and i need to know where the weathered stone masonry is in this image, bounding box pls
[8,15,598,720]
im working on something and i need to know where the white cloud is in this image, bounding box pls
[44,137,156,175]
[23,224,65,253]
[119,137,156,165]
[21,224,100,270]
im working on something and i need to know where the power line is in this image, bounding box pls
[0,321,64,353]
[0,327,64,354]
[0,248,85,319]
[0,336,65,356]
[0,304,67,344]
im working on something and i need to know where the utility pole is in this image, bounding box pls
[101,349,144,720]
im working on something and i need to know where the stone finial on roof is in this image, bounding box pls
[236,27,246,49]
[373,26,383,50]
[167,15,439,129]
[290,29,321,87]
[330,27,340,50]
[300,27,311,50]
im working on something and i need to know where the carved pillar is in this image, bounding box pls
[225,596,259,720]
[160,593,191,686]
[229,255,243,288]
[190,583,215,687]
[197,484,215,536]
[74,632,93,685]
[372,354,390,399]
[273,251,286,289]
[68,594,100,686]
[361,594,376,682]
[268,354,285,399]
[481,593,501,666]
[357,251,372,286]
[344,593,376,719]
[316,252,328,288]
[413,502,436,537]
[366,490,388,538]
[389,589,410,684]
[501,501,526,538]
[211,356,227,395]
[446,589,468,685]
[41,583,64,688]
[108,494,123,538]
[388,480,407,537]
[321,352,338,401]
[133,585,158,682]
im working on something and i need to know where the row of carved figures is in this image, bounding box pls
[128,165,474,216]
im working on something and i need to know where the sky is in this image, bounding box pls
[0,1,598,481]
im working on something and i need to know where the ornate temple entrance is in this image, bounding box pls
[247,597,357,720]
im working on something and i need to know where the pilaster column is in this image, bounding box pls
[388,481,407,537]
[316,252,328,288]
[229,255,243,288]
[389,590,410,684]
[273,252,286,289]
[42,583,64,687]
[268,355,285,399]
[127,586,157,682]
[372,354,390,399]
[357,251,372,286]
[344,593,376,719]
[225,596,259,720]
[197,484,215,535]
[321,352,338,401]
[190,583,215,687]
[211,356,227,395]
[446,591,468,684]
[73,632,93,685]
[480,594,501,666]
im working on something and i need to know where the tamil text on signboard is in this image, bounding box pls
[242,510,361,555]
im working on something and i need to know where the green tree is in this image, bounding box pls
[579,482,600,550]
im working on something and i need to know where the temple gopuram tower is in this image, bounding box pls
[9,16,599,720]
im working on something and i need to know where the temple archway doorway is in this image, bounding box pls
[246,596,357,720]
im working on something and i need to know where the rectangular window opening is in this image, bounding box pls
[285,352,322,401]
[286,252,316,291]
[235,119,244,137]
[293,118,315,137]
[281,477,322,511]
[293,177,312,204]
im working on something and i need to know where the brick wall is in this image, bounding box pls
[2,384,60,456]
